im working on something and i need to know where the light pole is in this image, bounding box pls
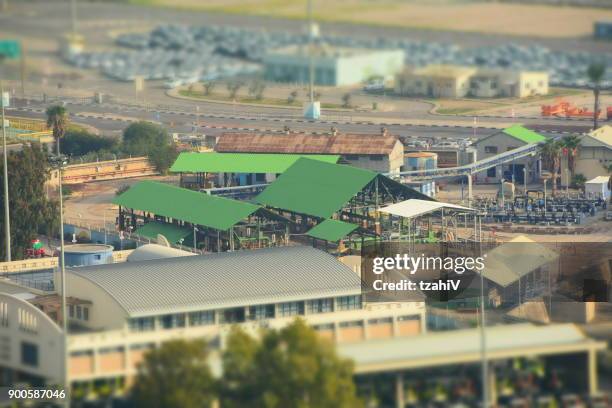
[523,167,527,196]
[1,80,10,261]
[543,179,547,217]
[193,226,198,252]
[50,152,69,407]
[566,168,570,198]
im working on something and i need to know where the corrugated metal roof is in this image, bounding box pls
[256,158,377,218]
[340,323,597,372]
[112,181,260,231]
[170,152,340,174]
[307,219,359,242]
[69,246,361,317]
[215,132,401,155]
[502,125,547,144]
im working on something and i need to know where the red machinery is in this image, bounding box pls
[25,239,46,258]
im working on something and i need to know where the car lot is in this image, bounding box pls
[65,24,612,88]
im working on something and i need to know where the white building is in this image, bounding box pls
[263,45,405,86]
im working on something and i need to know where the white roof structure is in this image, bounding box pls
[126,244,195,262]
[586,176,610,184]
[482,235,559,287]
[340,323,605,374]
[380,199,474,219]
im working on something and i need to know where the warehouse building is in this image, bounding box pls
[215,129,405,174]
[395,65,548,98]
[560,125,612,185]
[263,45,404,86]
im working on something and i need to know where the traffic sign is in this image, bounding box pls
[0,40,21,59]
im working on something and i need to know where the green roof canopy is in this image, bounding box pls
[135,222,192,244]
[170,152,340,174]
[255,158,378,219]
[113,181,260,231]
[307,219,359,242]
[502,125,547,144]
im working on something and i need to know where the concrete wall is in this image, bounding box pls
[341,140,404,174]
[0,293,64,385]
[49,157,157,186]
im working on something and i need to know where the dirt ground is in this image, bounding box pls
[136,0,612,38]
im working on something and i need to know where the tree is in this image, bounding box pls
[221,319,362,408]
[560,134,581,180]
[203,81,216,96]
[587,62,606,130]
[122,121,169,156]
[287,90,298,104]
[131,339,216,408]
[539,138,562,196]
[341,93,352,108]
[572,173,587,190]
[121,121,176,173]
[60,129,119,157]
[46,105,68,156]
[0,144,58,260]
[227,81,243,99]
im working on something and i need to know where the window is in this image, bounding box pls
[487,167,496,178]
[370,155,384,161]
[76,306,82,320]
[249,305,274,320]
[189,311,215,326]
[278,302,304,317]
[128,317,155,332]
[159,314,186,329]
[94,254,101,260]
[219,308,246,324]
[345,154,359,161]
[398,315,420,321]
[337,295,361,311]
[313,323,335,331]
[484,146,498,154]
[339,320,363,328]
[21,342,38,367]
[369,317,393,324]
[69,305,75,318]
[83,307,89,321]
[306,298,333,314]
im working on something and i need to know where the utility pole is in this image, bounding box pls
[1,80,10,262]
[307,0,314,104]
[70,0,78,36]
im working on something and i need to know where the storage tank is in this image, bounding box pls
[62,244,114,267]
[404,152,438,171]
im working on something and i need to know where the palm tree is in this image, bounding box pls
[539,139,562,196]
[46,105,68,156]
[587,62,606,130]
[560,134,581,180]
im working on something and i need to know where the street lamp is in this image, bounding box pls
[193,226,198,252]
[1,80,10,261]
[49,152,69,406]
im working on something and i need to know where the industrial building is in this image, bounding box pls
[0,246,427,391]
[395,65,549,98]
[263,45,404,86]
[472,125,547,184]
[214,129,405,174]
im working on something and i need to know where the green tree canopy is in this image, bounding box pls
[45,104,68,156]
[121,121,177,173]
[122,121,170,156]
[131,339,216,408]
[60,129,119,157]
[0,144,58,260]
[221,319,362,408]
